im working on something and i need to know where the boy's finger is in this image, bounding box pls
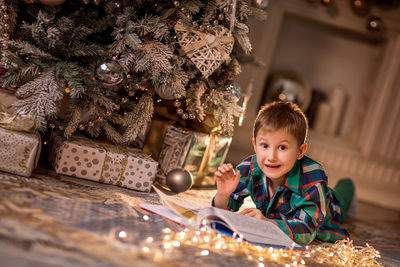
[234,169,241,181]
[217,166,227,174]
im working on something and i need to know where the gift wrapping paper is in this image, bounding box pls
[156,125,208,185]
[194,135,232,187]
[49,134,158,192]
[0,89,18,114]
[0,127,41,177]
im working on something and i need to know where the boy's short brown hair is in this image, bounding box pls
[253,101,308,146]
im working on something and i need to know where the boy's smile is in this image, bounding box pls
[252,127,307,187]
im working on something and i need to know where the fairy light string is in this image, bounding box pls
[111,216,383,267]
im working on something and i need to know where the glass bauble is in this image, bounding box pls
[166,168,193,193]
[94,60,124,87]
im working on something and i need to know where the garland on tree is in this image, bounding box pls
[0,0,266,145]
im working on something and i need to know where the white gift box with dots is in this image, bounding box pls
[49,134,158,192]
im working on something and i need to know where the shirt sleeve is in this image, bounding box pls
[272,181,333,245]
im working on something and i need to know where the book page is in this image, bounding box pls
[139,203,191,226]
[152,185,208,210]
[197,206,301,248]
[150,186,301,248]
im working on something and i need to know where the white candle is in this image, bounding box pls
[328,87,347,136]
[313,102,332,134]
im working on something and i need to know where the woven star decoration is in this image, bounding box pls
[174,20,234,78]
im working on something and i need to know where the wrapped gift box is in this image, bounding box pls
[156,125,209,185]
[193,134,232,187]
[49,134,158,192]
[0,127,41,177]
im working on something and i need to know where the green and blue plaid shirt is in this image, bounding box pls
[218,155,349,245]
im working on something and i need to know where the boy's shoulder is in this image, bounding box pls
[301,155,325,170]
[299,155,328,184]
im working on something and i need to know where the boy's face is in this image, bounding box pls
[252,127,307,184]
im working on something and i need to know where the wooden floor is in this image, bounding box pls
[355,201,400,229]
[345,200,400,266]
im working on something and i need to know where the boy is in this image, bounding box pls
[213,101,354,245]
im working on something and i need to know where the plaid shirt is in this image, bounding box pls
[223,155,349,245]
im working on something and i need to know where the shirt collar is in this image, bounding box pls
[285,160,301,194]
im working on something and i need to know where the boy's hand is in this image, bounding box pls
[215,163,241,196]
[239,208,267,220]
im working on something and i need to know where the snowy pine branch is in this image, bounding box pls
[122,93,154,145]
[64,105,82,139]
[211,90,242,136]
[186,81,206,121]
[13,68,64,130]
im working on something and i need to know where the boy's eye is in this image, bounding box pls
[279,145,287,150]
[262,144,268,149]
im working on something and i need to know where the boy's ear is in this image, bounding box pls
[252,137,256,152]
[297,143,307,160]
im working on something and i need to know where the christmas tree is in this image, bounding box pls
[0,0,266,146]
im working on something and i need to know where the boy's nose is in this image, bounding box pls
[267,150,278,162]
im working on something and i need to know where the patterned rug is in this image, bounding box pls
[0,169,398,266]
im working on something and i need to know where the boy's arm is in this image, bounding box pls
[270,182,349,245]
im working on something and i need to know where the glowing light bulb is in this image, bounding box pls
[118,230,127,238]
[200,250,209,256]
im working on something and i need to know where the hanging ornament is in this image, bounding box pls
[367,16,384,32]
[94,60,124,87]
[39,0,66,5]
[254,0,269,9]
[350,0,371,16]
[174,20,234,78]
[225,83,241,100]
[155,85,176,100]
[166,168,193,193]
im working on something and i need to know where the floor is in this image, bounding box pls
[346,200,400,266]
[0,168,399,267]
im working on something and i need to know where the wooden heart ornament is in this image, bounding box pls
[174,20,234,78]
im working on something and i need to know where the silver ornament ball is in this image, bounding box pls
[166,168,193,193]
[94,60,124,87]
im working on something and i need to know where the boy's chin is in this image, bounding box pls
[263,170,283,179]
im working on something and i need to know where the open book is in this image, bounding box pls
[139,186,302,249]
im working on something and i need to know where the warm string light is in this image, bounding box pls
[160,225,382,266]
[108,216,383,267]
